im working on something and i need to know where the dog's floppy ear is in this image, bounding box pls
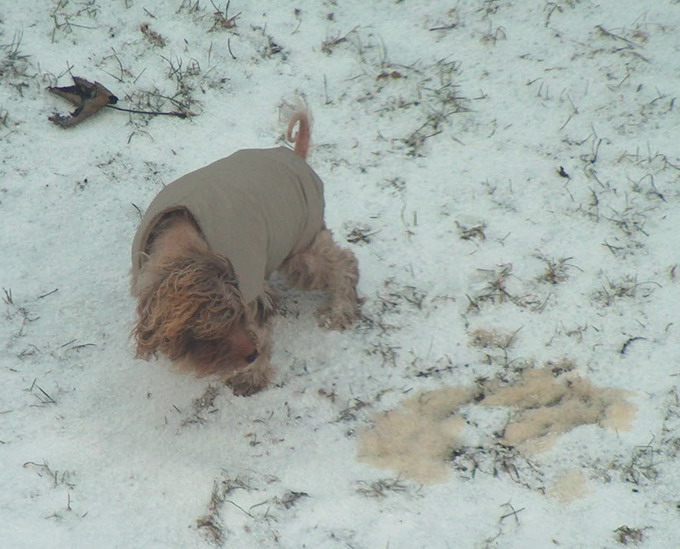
[132,250,244,361]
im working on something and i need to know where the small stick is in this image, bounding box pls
[620,336,646,356]
[35,384,56,404]
[227,37,236,59]
[38,288,59,299]
[105,104,188,118]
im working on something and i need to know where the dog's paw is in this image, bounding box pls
[316,304,359,331]
[227,377,265,397]
[226,362,274,397]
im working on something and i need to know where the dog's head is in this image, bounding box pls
[132,249,259,374]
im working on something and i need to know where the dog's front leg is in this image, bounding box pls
[226,317,274,396]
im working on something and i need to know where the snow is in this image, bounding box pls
[2,0,680,547]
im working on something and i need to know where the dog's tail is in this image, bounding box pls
[287,110,311,160]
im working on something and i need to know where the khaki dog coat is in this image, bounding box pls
[131,147,325,303]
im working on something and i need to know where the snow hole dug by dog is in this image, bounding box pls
[357,367,636,486]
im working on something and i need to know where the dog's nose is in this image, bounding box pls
[245,351,259,364]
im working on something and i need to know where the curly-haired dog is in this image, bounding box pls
[130,109,360,396]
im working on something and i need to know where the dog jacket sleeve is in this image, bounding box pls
[131,147,325,303]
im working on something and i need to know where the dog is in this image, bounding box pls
[130,108,361,396]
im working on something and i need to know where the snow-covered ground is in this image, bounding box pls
[2,1,680,547]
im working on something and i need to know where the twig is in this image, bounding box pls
[2,288,13,304]
[38,288,59,299]
[106,104,189,118]
[620,336,646,356]
[32,383,56,404]
[500,503,525,523]
[227,37,236,60]
[596,25,638,48]
[429,24,458,31]
[226,500,253,517]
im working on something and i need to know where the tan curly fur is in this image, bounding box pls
[133,249,246,365]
